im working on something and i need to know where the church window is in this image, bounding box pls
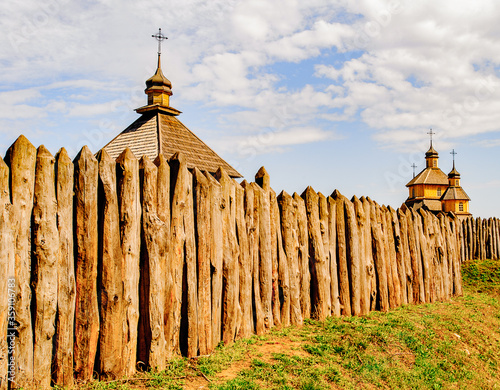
[456,179,459,186]
[437,187,441,196]
[459,202,464,212]
[412,188,415,198]
[433,160,437,167]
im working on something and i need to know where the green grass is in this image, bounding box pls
[75,258,500,389]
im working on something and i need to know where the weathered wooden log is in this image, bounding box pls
[194,169,213,354]
[318,193,332,316]
[74,146,99,382]
[255,175,273,330]
[472,217,477,259]
[154,154,172,362]
[361,197,377,311]
[293,192,311,319]
[32,146,59,389]
[5,135,36,388]
[450,216,463,296]
[235,180,252,339]
[250,182,265,334]
[302,187,329,320]
[432,214,445,301]
[389,207,407,306]
[272,189,290,327]
[345,197,361,316]
[418,209,432,303]
[184,166,198,358]
[397,209,412,304]
[381,206,399,308]
[438,214,451,300]
[488,219,493,260]
[97,149,124,379]
[53,149,76,387]
[352,196,369,315]
[494,218,500,260]
[241,181,256,334]
[331,190,351,316]
[170,153,198,357]
[466,217,470,259]
[269,189,282,327]
[0,156,13,390]
[116,148,141,374]
[411,209,426,303]
[278,191,303,325]
[216,167,240,344]
[405,209,419,303]
[433,215,447,301]
[140,156,168,369]
[369,201,389,312]
[327,196,341,317]
[204,171,224,346]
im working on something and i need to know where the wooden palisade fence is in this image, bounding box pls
[0,135,498,388]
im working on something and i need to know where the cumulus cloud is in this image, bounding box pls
[2,0,500,156]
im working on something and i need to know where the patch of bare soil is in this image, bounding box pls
[215,337,308,383]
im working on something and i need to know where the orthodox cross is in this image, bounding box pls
[411,163,417,178]
[152,28,168,55]
[427,128,435,146]
[450,149,457,166]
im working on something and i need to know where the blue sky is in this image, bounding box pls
[1,0,499,217]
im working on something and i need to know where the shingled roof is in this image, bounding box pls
[103,110,241,177]
[406,167,449,186]
[102,45,241,178]
[441,185,470,201]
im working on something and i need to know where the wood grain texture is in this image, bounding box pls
[32,146,59,389]
[293,192,311,320]
[117,148,141,375]
[74,146,99,382]
[5,135,36,388]
[54,149,76,387]
[98,149,124,379]
[0,156,13,390]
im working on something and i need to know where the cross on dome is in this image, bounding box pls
[152,28,168,55]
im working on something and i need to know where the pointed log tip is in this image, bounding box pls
[255,166,270,190]
[74,145,98,163]
[13,134,35,149]
[240,179,249,187]
[154,154,168,167]
[278,189,290,200]
[0,155,6,169]
[351,194,360,203]
[255,166,269,179]
[301,186,315,199]
[140,155,157,171]
[56,147,71,163]
[37,144,53,157]
[5,135,36,162]
[116,147,138,163]
[215,167,229,182]
[331,189,342,199]
[169,151,185,164]
[96,148,113,163]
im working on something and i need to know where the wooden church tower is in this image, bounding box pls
[405,131,471,219]
[103,29,241,178]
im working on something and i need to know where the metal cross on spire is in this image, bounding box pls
[450,149,457,168]
[427,128,435,146]
[411,163,417,178]
[152,28,168,55]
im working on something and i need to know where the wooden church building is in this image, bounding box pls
[405,136,471,219]
[103,31,241,178]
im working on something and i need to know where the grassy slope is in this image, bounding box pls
[79,259,500,390]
